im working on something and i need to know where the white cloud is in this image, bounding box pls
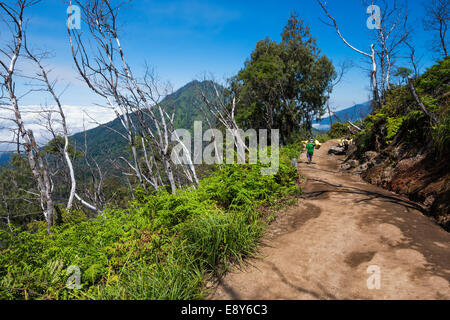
[312,123,330,131]
[0,105,116,151]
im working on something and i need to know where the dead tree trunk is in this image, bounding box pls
[0,1,55,232]
[318,0,381,109]
[68,0,196,194]
[408,76,438,124]
[24,41,100,215]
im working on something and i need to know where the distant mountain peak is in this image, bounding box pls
[166,80,220,101]
[70,79,220,163]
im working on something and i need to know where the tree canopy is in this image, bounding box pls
[232,13,336,144]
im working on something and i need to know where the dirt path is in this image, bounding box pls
[209,139,450,300]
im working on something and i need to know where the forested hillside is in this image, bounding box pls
[70,80,218,166]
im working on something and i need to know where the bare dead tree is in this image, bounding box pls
[368,0,410,101]
[423,0,449,58]
[65,0,145,188]
[83,123,102,206]
[163,108,199,186]
[0,0,56,233]
[67,0,197,194]
[196,95,223,165]
[23,43,100,215]
[404,40,421,78]
[318,0,411,107]
[135,69,198,189]
[408,76,439,124]
[317,0,381,109]
[197,79,249,164]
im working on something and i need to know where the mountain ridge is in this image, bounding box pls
[0,90,372,167]
[313,101,372,130]
[70,80,217,164]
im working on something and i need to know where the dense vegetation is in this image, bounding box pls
[348,57,449,229]
[232,14,336,144]
[355,57,449,158]
[0,144,302,300]
[0,6,349,301]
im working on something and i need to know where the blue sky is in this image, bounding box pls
[9,0,437,111]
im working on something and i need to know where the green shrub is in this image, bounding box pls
[0,144,301,300]
[386,116,406,142]
[315,122,356,142]
[354,57,449,157]
[328,122,350,139]
[433,107,450,156]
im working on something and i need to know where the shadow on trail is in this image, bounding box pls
[213,260,340,300]
[301,178,428,216]
[302,177,450,282]
[298,164,340,175]
[264,261,339,300]
[215,278,241,300]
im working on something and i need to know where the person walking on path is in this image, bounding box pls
[306,139,315,164]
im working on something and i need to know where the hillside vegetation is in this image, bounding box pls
[70,80,217,167]
[0,144,302,299]
[345,57,449,230]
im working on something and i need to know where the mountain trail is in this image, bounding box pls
[209,139,450,300]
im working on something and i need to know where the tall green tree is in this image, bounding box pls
[233,13,336,143]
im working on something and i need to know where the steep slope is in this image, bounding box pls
[70,80,218,165]
[342,57,449,230]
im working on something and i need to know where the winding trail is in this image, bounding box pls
[209,139,450,300]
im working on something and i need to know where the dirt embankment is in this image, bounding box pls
[209,140,450,300]
[342,140,449,231]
